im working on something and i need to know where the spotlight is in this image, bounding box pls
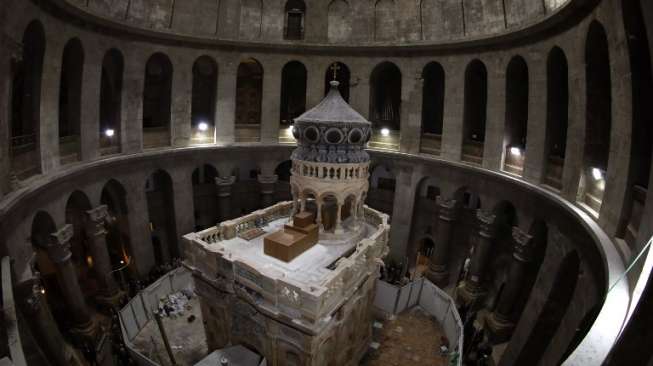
[120,260,125,265]
[592,167,603,180]
[105,129,115,137]
[381,128,390,137]
[198,122,209,132]
[510,146,522,157]
[288,125,294,134]
[40,287,45,295]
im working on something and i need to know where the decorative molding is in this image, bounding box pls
[47,225,74,264]
[512,227,535,262]
[476,209,497,238]
[437,197,457,221]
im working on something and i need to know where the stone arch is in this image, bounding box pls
[100,48,124,151]
[236,58,263,127]
[462,59,488,163]
[543,46,569,189]
[101,179,133,267]
[10,20,46,177]
[324,62,351,102]
[284,0,306,40]
[191,55,218,144]
[374,0,396,42]
[143,52,173,148]
[58,38,85,163]
[192,164,219,230]
[280,61,307,126]
[453,186,482,209]
[503,55,529,175]
[579,20,612,213]
[239,0,263,40]
[369,62,402,131]
[145,169,178,264]
[327,0,352,43]
[421,62,445,136]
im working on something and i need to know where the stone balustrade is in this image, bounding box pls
[292,160,369,182]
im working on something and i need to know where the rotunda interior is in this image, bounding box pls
[0,0,653,365]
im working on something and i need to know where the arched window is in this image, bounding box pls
[100,49,123,154]
[284,0,306,40]
[370,62,401,131]
[59,38,84,163]
[145,170,178,264]
[10,20,45,178]
[503,56,529,176]
[543,47,568,189]
[580,21,612,213]
[191,56,218,144]
[280,61,307,126]
[235,59,263,142]
[419,62,445,155]
[462,60,487,164]
[143,53,173,148]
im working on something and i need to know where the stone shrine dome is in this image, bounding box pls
[291,80,372,164]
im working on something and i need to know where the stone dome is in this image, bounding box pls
[291,81,371,164]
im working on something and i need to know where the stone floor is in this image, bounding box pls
[362,307,449,366]
[131,297,208,366]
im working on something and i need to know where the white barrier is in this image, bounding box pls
[118,267,194,366]
[373,277,463,366]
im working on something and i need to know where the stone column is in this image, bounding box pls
[121,50,146,153]
[216,176,236,221]
[17,277,80,366]
[39,35,64,173]
[261,61,282,143]
[84,205,121,304]
[441,62,464,161]
[335,201,344,234]
[124,175,155,277]
[486,227,535,342]
[523,56,547,183]
[258,174,278,208]
[46,225,95,337]
[216,58,237,144]
[316,199,323,230]
[79,49,102,161]
[426,198,458,287]
[483,59,507,171]
[388,164,418,261]
[400,66,421,155]
[458,210,497,305]
[171,55,193,147]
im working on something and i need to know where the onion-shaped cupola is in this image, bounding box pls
[290,81,372,164]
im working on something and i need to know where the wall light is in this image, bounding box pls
[105,129,115,137]
[510,146,522,157]
[288,125,294,134]
[592,167,604,180]
[198,122,209,132]
[381,128,390,137]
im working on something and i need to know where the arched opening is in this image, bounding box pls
[367,165,395,216]
[579,21,612,214]
[280,61,307,127]
[503,56,529,176]
[341,194,357,222]
[143,53,173,148]
[420,62,445,155]
[409,176,440,270]
[284,0,306,40]
[192,164,219,231]
[513,251,580,365]
[99,49,123,155]
[101,179,133,283]
[327,0,352,43]
[618,0,653,247]
[324,62,351,102]
[64,191,95,294]
[191,56,218,145]
[10,20,45,178]
[369,62,401,150]
[145,170,178,265]
[235,58,263,142]
[58,38,84,164]
[275,160,293,201]
[543,47,569,189]
[462,60,487,164]
[320,194,339,232]
[374,0,396,42]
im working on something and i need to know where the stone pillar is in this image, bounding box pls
[400,66,421,155]
[458,210,497,305]
[216,176,236,221]
[17,278,80,366]
[171,169,195,257]
[388,164,418,262]
[316,199,323,230]
[124,175,155,277]
[171,55,193,147]
[483,60,507,171]
[335,201,344,234]
[79,49,102,161]
[486,227,535,342]
[121,50,146,153]
[46,225,95,337]
[426,198,458,287]
[216,58,237,144]
[39,36,64,173]
[261,61,282,143]
[441,62,464,161]
[258,174,278,208]
[84,205,121,304]
[523,56,547,183]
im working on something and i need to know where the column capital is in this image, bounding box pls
[257,174,279,185]
[437,197,458,221]
[86,204,109,224]
[215,175,236,186]
[512,227,535,262]
[47,225,73,264]
[476,210,497,238]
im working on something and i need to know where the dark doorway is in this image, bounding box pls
[280,61,307,126]
[58,38,84,163]
[99,49,123,152]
